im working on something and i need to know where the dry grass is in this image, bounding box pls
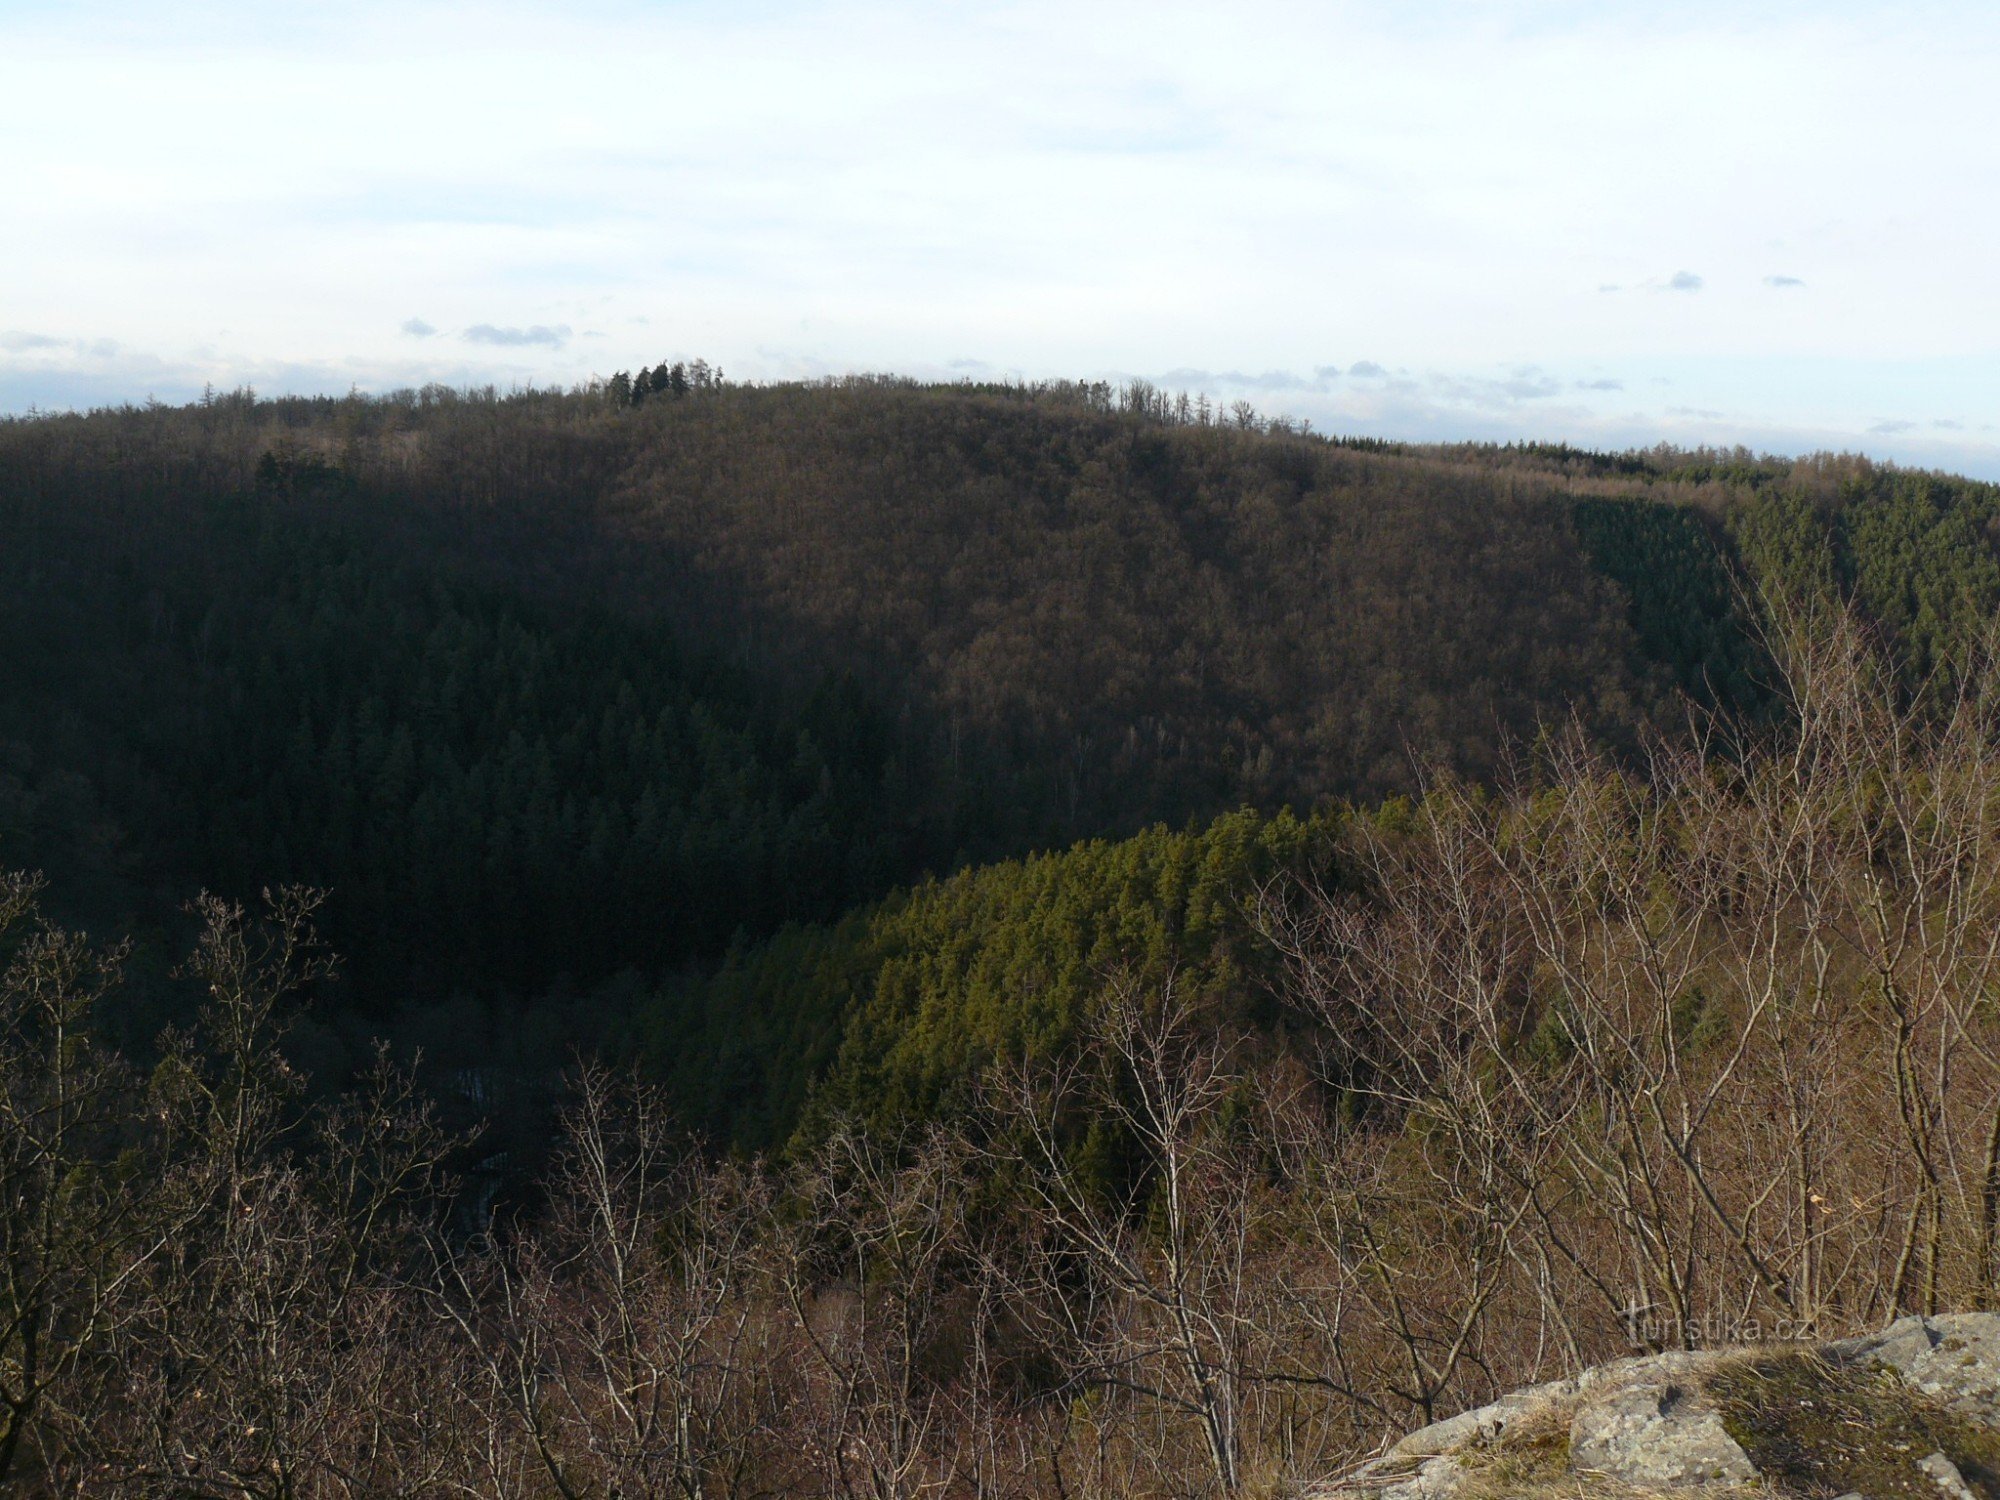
[1449,1397,1577,1499]
[1444,1397,1772,1500]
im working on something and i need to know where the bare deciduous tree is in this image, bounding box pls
[438,1064,780,1500]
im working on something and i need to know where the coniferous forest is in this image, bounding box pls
[11,374,2000,1495]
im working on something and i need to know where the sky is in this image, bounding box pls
[4,0,1998,474]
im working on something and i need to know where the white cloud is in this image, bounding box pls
[463,323,570,348]
[1,0,1997,474]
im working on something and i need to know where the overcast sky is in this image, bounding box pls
[5,0,1997,473]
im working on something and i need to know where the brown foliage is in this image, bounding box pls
[16,599,2000,1496]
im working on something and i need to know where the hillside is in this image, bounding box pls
[3,376,1999,1129]
[643,804,1341,1147]
[15,593,2000,1498]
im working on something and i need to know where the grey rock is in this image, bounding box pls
[1836,1313,2000,1424]
[1918,1449,1977,1500]
[1310,1312,2000,1498]
[1574,1350,1714,1395]
[1388,1381,1578,1459]
[1310,1451,1460,1500]
[1384,1405,1495,1461]
[1828,1313,1940,1367]
[1382,1454,1461,1500]
[1568,1376,1757,1488]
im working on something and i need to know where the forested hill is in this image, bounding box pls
[2,374,1996,1131]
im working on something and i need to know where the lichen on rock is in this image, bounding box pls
[1310,1313,2000,1500]
[1569,1375,1756,1488]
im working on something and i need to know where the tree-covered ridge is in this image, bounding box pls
[158,532,925,996]
[605,382,1662,826]
[1731,469,2000,682]
[648,805,1339,1149]
[1570,496,1760,709]
[5,375,2000,1130]
[18,606,2000,1500]
[0,382,1659,1018]
[0,481,931,1022]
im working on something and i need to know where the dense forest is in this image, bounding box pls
[13,376,2000,1494]
[16,599,2000,1497]
[5,374,1997,1143]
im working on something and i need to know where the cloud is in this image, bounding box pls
[1158,366,1335,394]
[1025,356,2000,485]
[2,331,67,352]
[462,323,571,348]
[1666,270,1705,293]
[1140,362,1563,414]
[1502,370,1563,400]
[7,0,2000,466]
[401,317,437,338]
[1597,283,1623,293]
[1869,419,1917,434]
[1428,368,1564,405]
[0,341,587,418]
[1935,419,1965,430]
[1141,361,1619,422]
[2,331,118,357]
[1764,274,1806,288]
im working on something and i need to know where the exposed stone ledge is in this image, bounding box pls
[1308,1313,2000,1500]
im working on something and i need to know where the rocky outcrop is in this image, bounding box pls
[1566,1369,1757,1489]
[1830,1312,2000,1425]
[1311,1313,2000,1499]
